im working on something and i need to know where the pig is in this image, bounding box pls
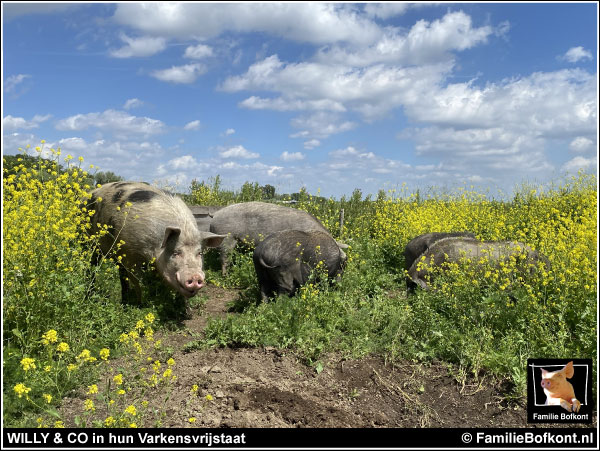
[253,230,347,301]
[407,237,550,291]
[404,232,477,272]
[541,361,581,412]
[87,182,226,311]
[209,201,347,275]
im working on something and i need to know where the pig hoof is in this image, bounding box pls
[572,399,581,413]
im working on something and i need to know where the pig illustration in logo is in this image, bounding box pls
[540,361,581,412]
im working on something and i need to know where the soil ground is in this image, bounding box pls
[59,285,596,430]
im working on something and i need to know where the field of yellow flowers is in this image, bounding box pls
[3,143,597,427]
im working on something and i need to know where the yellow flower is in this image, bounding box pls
[188,417,196,423]
[124,405,137,416]
[44,365,51,372]
[145,313,155,324]
[43,394,52,404]
[77,349,91,361]
[54,421,64,428]
[67,364,77,372]
[205,394,213,401]
[99,348,110,361]
[162,368,173,379]
[141,400,149,408]
[21,357,36,371]
[56,342,70,353]
[113,374,123,385]
[42,330,58,344]
[117,389,126,395]
[14,383,31,398]
[104,416,116,427]
[129,423,137,428]
[167,358,175,366]
[87,384,98,395]
[84,399,95,411]
[135,320,145,330]
[191,384,199,393]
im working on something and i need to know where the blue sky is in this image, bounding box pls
[2,2,598,198]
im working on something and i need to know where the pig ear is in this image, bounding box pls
[201,233,226,248]
[336,241,349,249]
[563,361,574,379]
[541,368,549,377]
[161,226,181,249]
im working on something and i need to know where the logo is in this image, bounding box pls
[528,358,593,423]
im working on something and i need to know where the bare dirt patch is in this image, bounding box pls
[58,285,595,429]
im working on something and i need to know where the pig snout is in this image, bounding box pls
[176,272,205,296]
[541,380,551,389]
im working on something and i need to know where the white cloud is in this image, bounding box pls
[184,44,213,59]
[363,3,412,20]
[290,112,357,139]
[561,46,593,63]
[316,11,494,66]
[281,151,305,161]
[123,98,144,110]
[569,136,594,153]
[109,33,166,58]
[225,128,235,135]
[219,145,259,159]
[168,155,199,170]
[113,3,382,45]
[4,74,31,93]
[151,63,206,84]
[562,156,597,173]
[3,114,51,131]
[239,96,346,112]
[184,120,201,131]
[303,139,321,150]
[55,109,165,135]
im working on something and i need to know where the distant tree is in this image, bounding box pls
[261,184,276,199]
[93,171,123,186]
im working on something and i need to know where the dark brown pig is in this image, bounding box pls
[253,230,347,301]
[407,237,550,291]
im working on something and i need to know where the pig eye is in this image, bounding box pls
[171,250,181,258]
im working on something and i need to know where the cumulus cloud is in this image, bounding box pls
[303,139,321,150]
[184,44,213,59]
[55,109,165,135]
[219,145,259,159]
[224,128,235,135]
[113,3,382,45]
[569,136,595,153]
[4,74,31,93]
[3,114,51,131]
[151,63,206,84]
[123,98,144,110]
[290,112,357,139]
[317,11,494,67]
[184,120,201,130]
[109,33,166,58]
[561,46,593,63]
[562,156,597,173]
[281,151,305,161]
[363,3,412,20]
[167,155,199,169]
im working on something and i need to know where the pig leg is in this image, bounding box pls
[558,398,573,412]
[218,235,237,276]
[571,398,581,412]
[119,265,142,305]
